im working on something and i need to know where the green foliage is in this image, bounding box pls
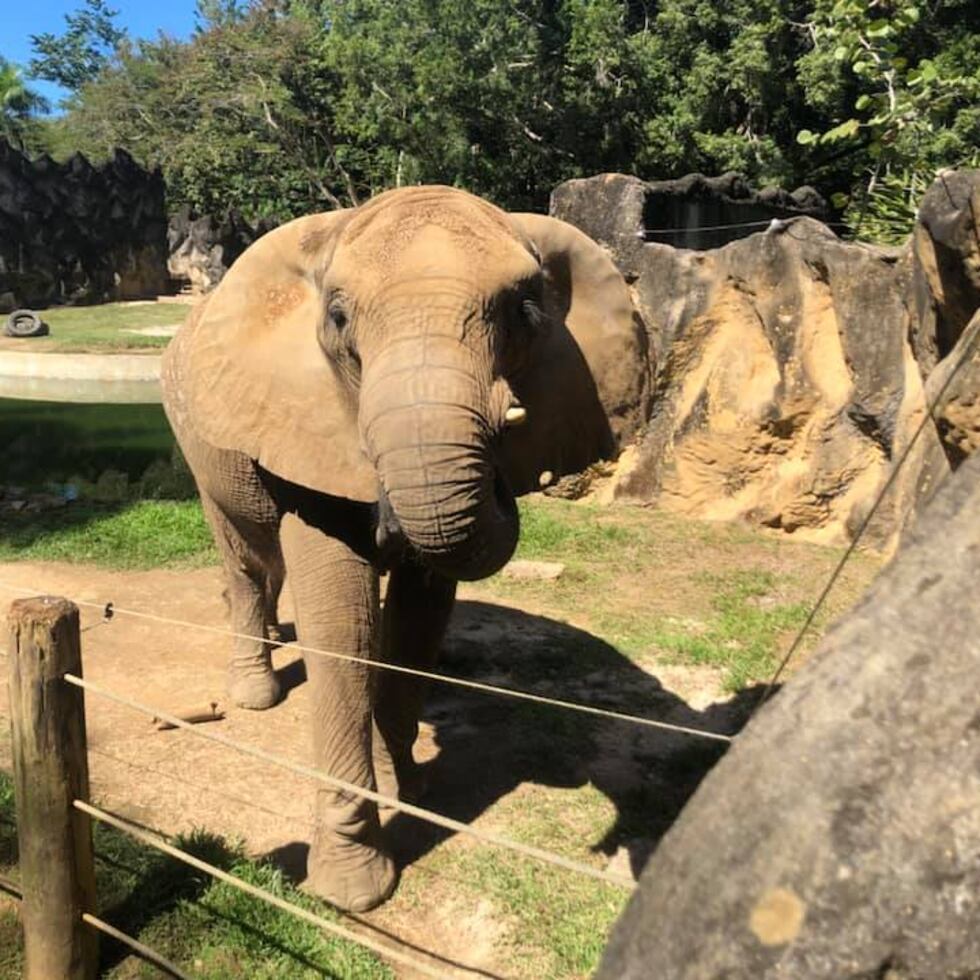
[6,0,979,222]
[0,58,48,149]
[795,0,980,238]
[38,0,866,217]
[843,165,933,245]
[29,0,127,93]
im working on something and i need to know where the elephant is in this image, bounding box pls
[161,185,650,912]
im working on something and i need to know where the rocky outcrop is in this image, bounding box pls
[552,171,979,546]
[597,447,980,980]
[167,207,276,293]
[557,172,827,255]
[0,140,169,312]
[927,309,980,467]
[909,169,980,373]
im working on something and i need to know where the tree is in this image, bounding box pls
[30,0,127,93]
[41,0,980,226]
[0,58,48,150]
[796,0,980,241]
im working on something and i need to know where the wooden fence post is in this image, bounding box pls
[7,596,97,980]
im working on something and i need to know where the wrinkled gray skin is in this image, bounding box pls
[162,186,644,912]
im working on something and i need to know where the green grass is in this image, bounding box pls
[462,851,624,979]
[402,782,629,979]
[0,500,216,569]
[0,772,391,979]
[597,569,809,691]
[474,496,877,692]
[16,302,191,352]
[515,499,632,559]
[1,399,177,487]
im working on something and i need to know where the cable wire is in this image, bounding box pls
[66,673,637,890]
[85,748,506,979]
[75,800,461,980]
[0,876,20,901]
[637,217,848,235]
[0,580,730,744]
[82,913,191,980]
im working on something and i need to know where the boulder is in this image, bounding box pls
[167,207,277,293]
[597,448,980,980]
[909,169,980,374]
[926,308,980,468]
[500,559,565,581]
[552,171,827,255]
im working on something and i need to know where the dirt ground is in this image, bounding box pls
[0,547,861,978]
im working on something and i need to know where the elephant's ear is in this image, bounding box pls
[165,211,377,502]
[502,213,650,495]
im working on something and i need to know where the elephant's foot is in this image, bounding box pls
[228,664,282,710]
[306,837,397,912]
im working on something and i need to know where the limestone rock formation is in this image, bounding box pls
[553,174,946,544]
[0,140,169,312]
[909,169,980,374]
[167,207,277,293]
[551,171,980,546]
[927,309,980,467]
[596,447,980,980]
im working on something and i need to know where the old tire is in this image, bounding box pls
[597,452,980,979]
[4,310,49,338]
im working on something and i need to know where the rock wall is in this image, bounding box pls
[641,171,827,251]
[552,171,979,547]
[167,207,276,294]
[0,140,169,312]
[909,170,980,374]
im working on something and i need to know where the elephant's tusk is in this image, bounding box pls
[539,470,554,487]
[505,406,528,426]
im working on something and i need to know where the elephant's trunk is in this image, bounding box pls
[360,336,519,581]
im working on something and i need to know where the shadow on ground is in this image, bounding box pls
[270,598,765,884]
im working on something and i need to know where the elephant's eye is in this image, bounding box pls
[328,303,348,332]
[522,297,546,332]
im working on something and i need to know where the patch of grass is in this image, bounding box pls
[0,500,216,569]
[415,783,628,979]
[515,498,632,561]
[5,302,191,352]
[659,572,807,691]
[467,854,624,978]
[1,400,177,487]
[599,569,808,691]
[0,771,391,979]
[474,496,878,692]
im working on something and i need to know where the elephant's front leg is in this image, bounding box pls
[199,490,283,710]
[279,511,395,912]
[373,559,457,803]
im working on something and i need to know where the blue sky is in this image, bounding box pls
[4,0,199,104]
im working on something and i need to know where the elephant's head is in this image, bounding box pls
[170,186,649,580]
